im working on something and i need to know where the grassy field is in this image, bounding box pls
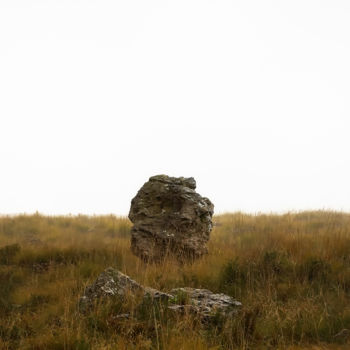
[1,211,350,349]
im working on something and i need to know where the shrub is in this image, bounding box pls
[219,259,249,297]
[261,250,293,280]
[0,244,21,264]
[298,257,331,283]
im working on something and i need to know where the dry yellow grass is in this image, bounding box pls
[1,211,350,349]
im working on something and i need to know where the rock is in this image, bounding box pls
[168,288,242,321]
[79,268,241,321]
[32,262,51,273]
[79,267,172,311]
[334,328,350,341]
[128,175,214,262]
[23,236,44,246]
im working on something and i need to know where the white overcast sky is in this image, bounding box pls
[0,0,349,215]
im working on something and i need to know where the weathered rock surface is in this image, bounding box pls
[79,268,241,321]
[128,175,214,262]
[168,287,242,320]
[79,267,171,312]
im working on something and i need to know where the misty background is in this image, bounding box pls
[0,0,349,215]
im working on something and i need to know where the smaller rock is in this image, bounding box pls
[23,236,44,246]
[169,288,242,320]
[32,262,51,273]
[79,267,172,312]
[79,268,241,321]
[111,313,131,320]
[334,328,350,341]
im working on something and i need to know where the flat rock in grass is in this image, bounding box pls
[79,267,172,312]
[79,268,241,321]
[128,175,214,262]
[168,288,242,320]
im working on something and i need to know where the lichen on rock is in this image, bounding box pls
[128,175,214,262]
[79,267,172,312]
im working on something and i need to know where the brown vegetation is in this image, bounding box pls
[1,211,350,349]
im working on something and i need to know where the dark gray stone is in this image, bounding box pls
[128,175,214,262]
[168,288,242,320]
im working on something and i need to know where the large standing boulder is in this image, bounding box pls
[128,175,214,262]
